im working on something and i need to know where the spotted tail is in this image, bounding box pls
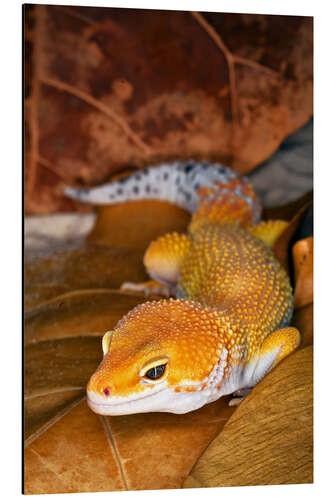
[64,160,261,226]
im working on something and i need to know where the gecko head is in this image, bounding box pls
[86,299,228,415]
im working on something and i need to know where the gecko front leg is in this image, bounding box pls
[228,326,300,406]
[121,232,192,297]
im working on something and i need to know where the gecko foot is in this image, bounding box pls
[120,280,173,298]
[228,397,244,407]
[228,387,253,406]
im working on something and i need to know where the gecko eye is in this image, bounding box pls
[140,357,169,383]
[144,364,167,380]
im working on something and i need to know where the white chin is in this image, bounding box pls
[86,387,210,415]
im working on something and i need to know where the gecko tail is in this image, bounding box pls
[63,160,261,225]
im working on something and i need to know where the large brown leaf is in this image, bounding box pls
[87,200,190,248]
[25,290,153,344]
[24,243,146,310]
[270,192,312,272]
[25,375,235,493]
[25,200,190,309]
[293,236,313,308]
[24,5,312,214]
[292,303,313,349]
[183,346,313,488]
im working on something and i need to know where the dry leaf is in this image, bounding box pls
[24,5,312,214]
[262,190,313,221]
[87,200,190,248]
[25,290,153,344]
[291,303,313,349]
[25,336,101,441]
[25,379,235,493]
[272,194,312,272]
[293,236,313,308]
[25,243,147,310]
[183,346,313,488]
[25,200,192,309]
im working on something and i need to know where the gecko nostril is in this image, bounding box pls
[103,387,111,396]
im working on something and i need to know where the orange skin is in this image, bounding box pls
[87,299,226,398]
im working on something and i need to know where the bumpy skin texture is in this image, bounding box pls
[143,232,192,286]
[77,162,301,415]
[178,223,293,339]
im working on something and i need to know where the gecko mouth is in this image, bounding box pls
[86,386,171,416]
[86,379,212,415]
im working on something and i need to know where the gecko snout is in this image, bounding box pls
[86,369,114,397]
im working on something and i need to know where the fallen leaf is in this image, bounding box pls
[25,289,153,344]
[25,200,191,310]
[87,200,190,248]
[292,236,313,308]
[272,195,312,272]
[291,303,313,349]
[25,400,127,494]
[183,346,313,488]
[25,380,235,493]
[24,243,147,310]
[262,190,313,221]
[24,5,313,214]
[25,390,84,442]
[24,335,101,442]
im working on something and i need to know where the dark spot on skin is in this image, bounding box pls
[135,173,141,180]
[118,177,128,184]
[175,176,181,186]
[109,194,114,199]
[184,163,194,173]
[194,183,200,190]
[133,186,139,194]
[179,187,192,201]
[201,163,209,170]
[219,166,227,173]
[163,172,169,180]
[117,188,123,195]
[75,188,90,197]
[143,169,149,176]
[146,185,151,194]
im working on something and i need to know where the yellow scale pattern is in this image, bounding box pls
[87,185,299,404]
[179,223,293,363]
